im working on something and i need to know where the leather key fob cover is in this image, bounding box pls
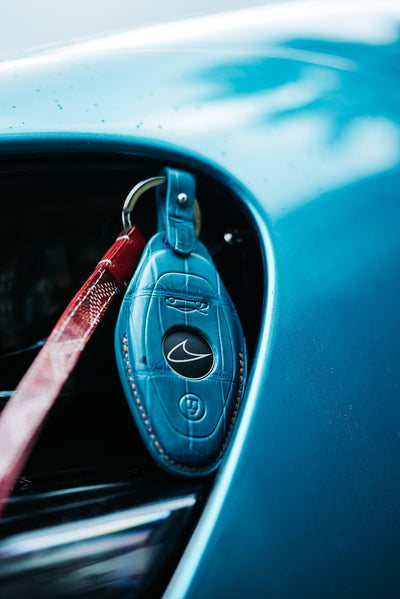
[115,169,247,475]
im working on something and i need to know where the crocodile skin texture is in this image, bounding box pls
[156,168,196,255]
[115,168,246,476]
[115,233,247,476]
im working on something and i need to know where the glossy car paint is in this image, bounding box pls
[1,2,400,597]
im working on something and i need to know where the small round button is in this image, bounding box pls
[179,394,205,421]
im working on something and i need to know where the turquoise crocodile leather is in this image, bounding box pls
[115,169,247,475]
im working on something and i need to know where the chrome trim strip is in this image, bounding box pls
[0,494,196,562]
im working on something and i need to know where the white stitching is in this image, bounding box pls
[52,269,107,343]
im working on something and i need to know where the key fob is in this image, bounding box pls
[115,168,247,475]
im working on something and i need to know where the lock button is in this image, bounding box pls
[179,394,206,421]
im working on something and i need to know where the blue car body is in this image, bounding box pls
[0,2,399,597]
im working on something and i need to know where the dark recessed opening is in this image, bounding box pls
[0,145,265,597]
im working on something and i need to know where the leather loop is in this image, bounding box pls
[156,168,195,255]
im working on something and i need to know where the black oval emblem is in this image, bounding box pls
[162,328,214,379]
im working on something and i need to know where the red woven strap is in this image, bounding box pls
[0,227,146,517]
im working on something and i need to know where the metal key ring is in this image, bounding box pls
[122,175,201,236]
[122,176,166,233]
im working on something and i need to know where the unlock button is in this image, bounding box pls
[179,394,205,421]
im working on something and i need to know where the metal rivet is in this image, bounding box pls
[177,193,188,205]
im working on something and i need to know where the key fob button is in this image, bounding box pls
[179,394,206,421]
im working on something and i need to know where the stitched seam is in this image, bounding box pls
[122,336,244,472]
[79,285,119,345]
[52,268,106,344]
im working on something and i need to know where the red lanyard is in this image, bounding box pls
[0,226,146,518]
